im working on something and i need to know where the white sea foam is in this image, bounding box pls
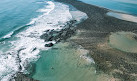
[0,1,88,81]
[70,11,88,22]
[78,46,95,64]
[11,1,72,74]
[0,52,20,81]
[2,32,14,39]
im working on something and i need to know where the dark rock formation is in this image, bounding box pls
[45,43,54,47]
[40,20,77,47]
[14,73,38,81]
[133,35,137,40]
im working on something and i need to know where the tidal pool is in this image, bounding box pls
[109,31,137,53]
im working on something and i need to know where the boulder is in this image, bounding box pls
[45,43,54,47]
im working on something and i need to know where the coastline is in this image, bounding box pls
[13,2,86,81]
[13,0,137,81]
[55,0,137,81]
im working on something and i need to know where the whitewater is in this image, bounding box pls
[0,1,87,81]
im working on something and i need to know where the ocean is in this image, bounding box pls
[0,0,45,38]
[0,0,88,80]
[0,0,49,80]
[79,0,137,16]
[0,0,137,81]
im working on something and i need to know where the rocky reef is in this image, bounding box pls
[40,20,77,47]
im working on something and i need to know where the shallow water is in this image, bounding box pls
[1,0,136,80]
[109,32,137,53]
[31,42,97,81]
[0,0,88,80]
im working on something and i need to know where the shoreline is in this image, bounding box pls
[13,2,86,81]
[55,0,137,81]
[14,0,137,81]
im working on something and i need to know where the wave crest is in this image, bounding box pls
[0,1,88,81]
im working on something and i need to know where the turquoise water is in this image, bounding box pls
[31,42,98,81]
[0,0,51,80]
[0,0,89,80]
[79,0,137,16]
[0,0,45,38]
[0,0,137,80]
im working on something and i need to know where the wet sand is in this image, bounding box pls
[55,0,137,81]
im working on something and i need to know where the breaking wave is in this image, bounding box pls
[0,1,88,81]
